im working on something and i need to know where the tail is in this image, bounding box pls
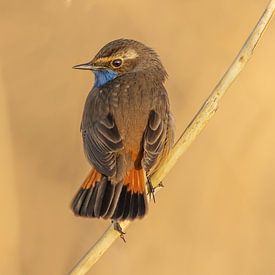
[71,168,148,221]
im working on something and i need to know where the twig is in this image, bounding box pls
[69,1,275,274]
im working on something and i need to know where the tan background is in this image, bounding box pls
[1,0,275,274]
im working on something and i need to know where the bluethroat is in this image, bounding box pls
[72,39,174,233]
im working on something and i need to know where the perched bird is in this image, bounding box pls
[71,39,174,232]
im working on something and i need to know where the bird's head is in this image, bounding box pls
[73,39,167,88]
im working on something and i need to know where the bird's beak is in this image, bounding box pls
[72,62,95,70]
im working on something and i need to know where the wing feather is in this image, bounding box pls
[81,88,123,177]
[142,110,166,171]
[142,91,174,173]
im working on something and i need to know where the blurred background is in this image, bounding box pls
[1,0,275,274]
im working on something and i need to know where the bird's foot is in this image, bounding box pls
[112,220,126,242]
[146,177,156,203]
[157,181,164,188]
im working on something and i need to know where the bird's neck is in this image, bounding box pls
[93,70,118,88]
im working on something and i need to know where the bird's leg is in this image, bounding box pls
[146,176,156,203]
[112,220,126,242]
[146,173,165,202]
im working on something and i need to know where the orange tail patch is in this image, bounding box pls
[111,168,148,220]
[124,168,146,193]
[72,168,148,221]
[81,169,102,189]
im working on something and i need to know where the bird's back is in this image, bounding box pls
[111,72,164,154]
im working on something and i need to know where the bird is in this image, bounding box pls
[71,39,174,235]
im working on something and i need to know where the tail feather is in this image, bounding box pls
[103,183,123,219]
[71,184,98,217]
[86,185,98,217]
[79,187,94,216]
[71,168,148,221]
[121,190,132,220]
[93,177,108,217]
[99,181,115,217]
[111,185,127,220]
[128,193,139,220]
[137,193,147,217]
[71,188,85,212]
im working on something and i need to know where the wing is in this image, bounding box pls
[81,87,123,177]
[142,91,174,173]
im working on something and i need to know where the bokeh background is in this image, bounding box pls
[1,0,275,274]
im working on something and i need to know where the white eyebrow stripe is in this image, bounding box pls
[94,49,139,63]
[123,49,139,60]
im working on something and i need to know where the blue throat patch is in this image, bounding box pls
[93,70,118,88]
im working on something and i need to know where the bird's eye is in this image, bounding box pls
[111,59,123,68]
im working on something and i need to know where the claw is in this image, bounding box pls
[112,220,126,242]
[158,182,164,188]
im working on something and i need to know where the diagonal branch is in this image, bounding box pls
[69,1,275,274]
